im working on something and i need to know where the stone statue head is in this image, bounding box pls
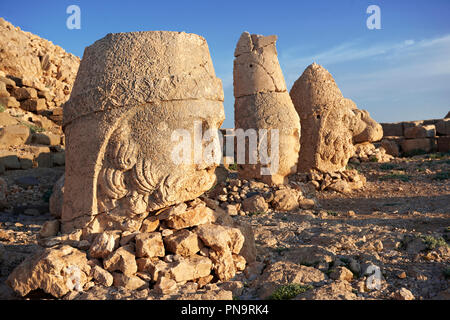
[62,31,224,234]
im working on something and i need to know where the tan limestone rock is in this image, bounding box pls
[6,245,91,298]
[163,229,203,256]
[62,31,225,235]
[233,32,300,185]
[135,232,165,258]
[88,231,121,259]
[103,245,137,276]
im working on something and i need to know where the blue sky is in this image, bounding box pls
[1,0,449,128]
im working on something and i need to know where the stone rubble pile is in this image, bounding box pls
[350,142,393,164]
[207,177,317,215]
[7,198,256,298]
[294,169,366,194]
[381,115,450,156]
[0,17,78,173]
[0,17,79,123]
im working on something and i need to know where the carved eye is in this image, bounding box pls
[316,115,321,119]
[249,64,253,68]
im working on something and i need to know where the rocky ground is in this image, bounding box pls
[0,153,448,300]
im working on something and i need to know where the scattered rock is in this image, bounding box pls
[6,245,91,298]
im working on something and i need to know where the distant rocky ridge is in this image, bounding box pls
[0,17,80,173]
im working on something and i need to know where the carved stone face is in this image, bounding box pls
[61,31,225,235]
[93,101,224,233]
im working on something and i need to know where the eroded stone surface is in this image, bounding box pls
[290,63,382,173]
[62,31,225,235]
[233,32,300,185]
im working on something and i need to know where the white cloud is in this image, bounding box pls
[279,34,450,122]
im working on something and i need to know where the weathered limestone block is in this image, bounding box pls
[401,138,436,154]
[438,136,450,153]
[61,31,225,235]
[88,231,121,259]
[404,125,436,139]
[135,232,165,258]
[381,122,403,137]
[436,119,450,136]
[6,245,91,298]
[103,245,137,276]
[381,139,400,157]
[233,32,300,185]
[0,124,30,148]
[290,63,382,173]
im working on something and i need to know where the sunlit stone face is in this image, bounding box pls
[61,31,225,234]
[93,101,225,233]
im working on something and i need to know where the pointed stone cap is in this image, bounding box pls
[290,63,344,109]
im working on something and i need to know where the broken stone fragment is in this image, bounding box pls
[39,220,60,238]
[163,229,203,257]
[209,249,236,281]
[112,272,148,291]
[7,245,91,298]
[91,265,113,287]
[168,255,213,282]
[135,232,165,258]
[88,231,121,259]
[271,189,300,211]
[103,245,137,276]
[194,223,244,254]
[162,200,216,229]
[241,195,268,213]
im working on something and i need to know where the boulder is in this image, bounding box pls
[32,132,61,145]
[163,229,203,256]
[89,231,121,259]
[11,87,37,101]
[0,124,30,147]
[0,96,20,108]
[135,232,165,258]
[61,31,225,235]
[381,139,400,157]
[241,195,268,213]
[161,200,216,230]
[39,220,60,238]
[112,273,148,290]
[233,32,300,185]
[103,245,137,276]
[271,189,300,211]
[20,98,46,112]
[6,245,91,298]
[0,112,20,126]
[91,265,113,287]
